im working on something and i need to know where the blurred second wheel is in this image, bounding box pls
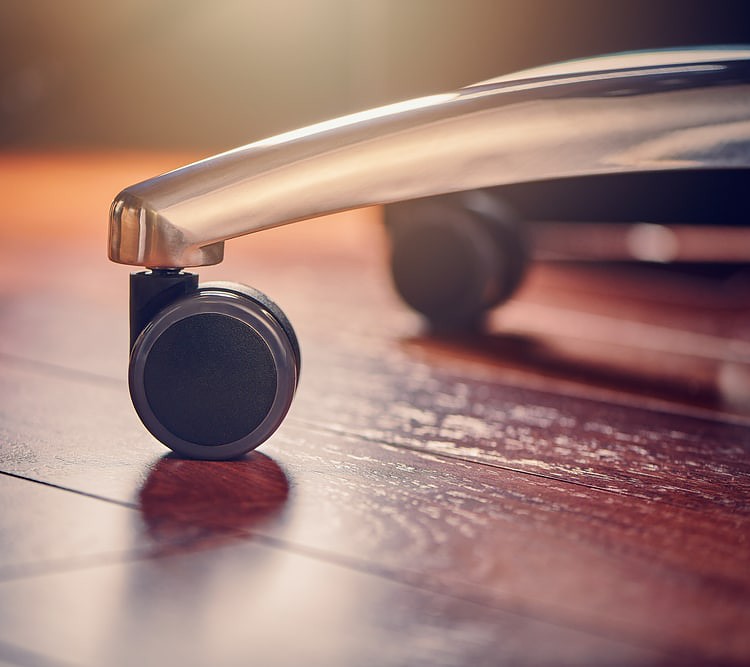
[385,190,528,330]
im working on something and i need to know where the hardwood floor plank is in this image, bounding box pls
[294,349,750,511]
[0,470,260,583]
[0,434,670,667]
[0,536,666,667]
[0,362,747,661]
[0,473,144,580]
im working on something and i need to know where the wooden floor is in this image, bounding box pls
[0,153,749,667]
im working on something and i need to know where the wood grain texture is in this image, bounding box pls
[0,153,749,666]
[1,361,747,663]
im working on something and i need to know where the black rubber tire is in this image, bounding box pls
[128,284,299,460]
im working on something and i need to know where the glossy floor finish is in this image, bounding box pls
[0,154,749,667]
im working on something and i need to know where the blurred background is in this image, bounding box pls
[2,0,750,151]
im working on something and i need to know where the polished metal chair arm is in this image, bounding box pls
[108,47,750,269]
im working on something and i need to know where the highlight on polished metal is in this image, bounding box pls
[109,46,750,269]
[114,47,750,460]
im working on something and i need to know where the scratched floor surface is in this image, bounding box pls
[0,154,748,667]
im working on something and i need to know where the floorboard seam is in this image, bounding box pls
[0,471,137,510]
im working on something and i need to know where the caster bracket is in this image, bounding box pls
[129,270,198,349]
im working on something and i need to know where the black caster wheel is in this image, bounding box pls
[128,274,300,460]
[385,190,529,330]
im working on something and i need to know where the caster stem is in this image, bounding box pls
[130,270,198,349]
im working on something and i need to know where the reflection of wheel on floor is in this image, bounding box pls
[385,190,529,330]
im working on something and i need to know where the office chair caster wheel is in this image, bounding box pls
[128,277,300,460]
[385,190,528,330]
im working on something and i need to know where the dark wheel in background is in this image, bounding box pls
[385,190,529,330]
